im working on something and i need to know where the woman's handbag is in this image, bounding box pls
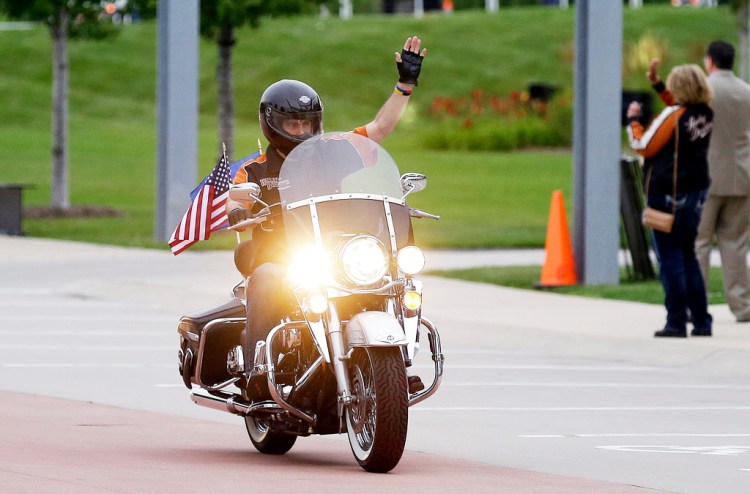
[642,112,679,234]
[642,206,675,233]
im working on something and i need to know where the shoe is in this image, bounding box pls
[654,328,687,338]
[408,375,425,394]
[690,328,712,337]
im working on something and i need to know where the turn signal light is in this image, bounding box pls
[403,291,422,310]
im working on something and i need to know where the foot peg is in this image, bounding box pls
[408,375,425,394]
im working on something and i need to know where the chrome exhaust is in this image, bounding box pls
[190,389,282,416]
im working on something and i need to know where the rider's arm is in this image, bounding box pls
[364,36,426,144]
[227,165,256,225]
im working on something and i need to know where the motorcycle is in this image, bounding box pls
[177,132,444,473]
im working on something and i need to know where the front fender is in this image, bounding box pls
[344,311,406,348]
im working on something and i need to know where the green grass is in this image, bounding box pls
[427,265,732,305]
[0,5,740,250]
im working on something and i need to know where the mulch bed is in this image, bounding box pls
[24,205,126,219]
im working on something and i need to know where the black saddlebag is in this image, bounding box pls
[177,298,246,388]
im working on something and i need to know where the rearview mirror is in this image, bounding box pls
[400,173,427,198]
[228,182,261,203]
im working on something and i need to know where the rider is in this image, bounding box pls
[226,36,427,400]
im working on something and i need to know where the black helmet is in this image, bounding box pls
[259,79,324,155]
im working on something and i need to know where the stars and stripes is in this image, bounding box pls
[168,153,231,255]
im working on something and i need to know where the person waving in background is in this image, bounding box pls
[627,64,714,338]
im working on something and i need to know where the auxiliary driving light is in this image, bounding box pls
[308,292,328,314]
[403,290,422,310]
[288,246,332,287]
[397,246,425,276]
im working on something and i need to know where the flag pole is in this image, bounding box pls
[222,141,242,244]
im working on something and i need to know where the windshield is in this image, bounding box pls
[279,132,412,252]
[279,132,403,204]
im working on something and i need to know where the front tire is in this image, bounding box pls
[346,347,408,473]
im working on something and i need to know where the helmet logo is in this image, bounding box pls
[299,95,311,105]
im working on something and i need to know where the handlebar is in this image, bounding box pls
[227,208,271,231]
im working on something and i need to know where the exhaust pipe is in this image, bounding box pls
[191,389,281,416]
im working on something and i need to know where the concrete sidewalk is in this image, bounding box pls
[1,235,747,355]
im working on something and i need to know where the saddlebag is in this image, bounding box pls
[177,298,246,388]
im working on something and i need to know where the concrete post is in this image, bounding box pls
[573,0,622,285]
[154,0,199,243]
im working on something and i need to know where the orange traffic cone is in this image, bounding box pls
[537,190,578,287]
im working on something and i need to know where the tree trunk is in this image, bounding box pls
[217,23,235,161]
[50,8,70,209]
[739,4,749,82]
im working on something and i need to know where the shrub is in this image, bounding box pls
[422,88,573,151]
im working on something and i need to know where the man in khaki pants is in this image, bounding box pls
[695,41,750,322]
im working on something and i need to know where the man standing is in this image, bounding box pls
[695,41,750,322]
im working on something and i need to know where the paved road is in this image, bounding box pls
[2,236,750,493]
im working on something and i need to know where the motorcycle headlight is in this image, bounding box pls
[397,246,425,276]
[340,236,389,287]
[287,245,332,288]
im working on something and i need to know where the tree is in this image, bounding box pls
[200,0,263,161]
[200,0,324,160]
[0,0,118,209]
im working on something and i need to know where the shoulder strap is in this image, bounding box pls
[643,108,679,215]
[671,110,679,214]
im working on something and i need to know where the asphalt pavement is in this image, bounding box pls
[2,235,750,493]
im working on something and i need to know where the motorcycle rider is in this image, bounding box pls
[226,36,427,400]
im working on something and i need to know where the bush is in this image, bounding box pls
[422,88,572,151]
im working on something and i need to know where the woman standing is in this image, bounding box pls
[627,64,714,338]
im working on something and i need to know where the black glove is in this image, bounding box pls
[228,208,253,226]
[397,49,424,86]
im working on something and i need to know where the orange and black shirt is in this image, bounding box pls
[627,83,713,198]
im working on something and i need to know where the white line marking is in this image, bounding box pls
[521,433,750,438]
[411,365,659,371]
[3,363,177,368]
[411,406,750,411]
[0,301,125,308]
[0,345,172,351]
[0,315,175,322]
[0,330,168,336]
[598,445,750,456]
[741,469,750,472]
[2,363,144,368]
[441,382,750,389]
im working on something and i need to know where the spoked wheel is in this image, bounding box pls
[243,389,297,455]
[346,347,408,473]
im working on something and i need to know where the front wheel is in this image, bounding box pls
[346,347,408,473]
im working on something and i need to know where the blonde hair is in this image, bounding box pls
[666,64,713,105]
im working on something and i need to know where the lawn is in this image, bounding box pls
[3,5,741,304]
[0,5,739,251]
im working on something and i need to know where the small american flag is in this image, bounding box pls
[169,153,230,255]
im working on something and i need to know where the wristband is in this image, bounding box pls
[394,84,412,96]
